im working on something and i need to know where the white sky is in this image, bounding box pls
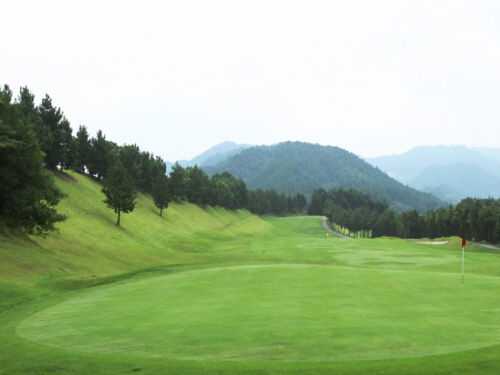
[2,0,500,162]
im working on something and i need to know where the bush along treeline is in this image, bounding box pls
[311,187,500,244]
[1,84,308,233]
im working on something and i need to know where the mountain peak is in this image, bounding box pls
[203,141,443,213]
[169,141,253,169]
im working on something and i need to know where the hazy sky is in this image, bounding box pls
[3,1,500,162]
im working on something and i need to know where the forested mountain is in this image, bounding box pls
[367,145,500,201]
[203,142,444,213]
[167,141,252,170]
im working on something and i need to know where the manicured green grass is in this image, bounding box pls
[17,264,500,362]
[1,171,500,374]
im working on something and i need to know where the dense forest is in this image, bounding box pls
[312,188,500,244]
[203,141,445,213]
[0,85,305,233]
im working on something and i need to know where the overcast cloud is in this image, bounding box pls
[3,0,500,161]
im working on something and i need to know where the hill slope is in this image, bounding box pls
[204,141,444,213]
[0,171,271,289]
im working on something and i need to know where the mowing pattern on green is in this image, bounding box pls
[17,265,500,361]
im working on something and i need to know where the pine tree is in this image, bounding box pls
[75,125,91,173]
[152,175,170,216]
[101,165,137,226]
[0,85,66,235]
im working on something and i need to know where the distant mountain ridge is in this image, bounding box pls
[410,163,500,202]
[203,141,444,213]
[472,147,500,163]
[367,145,500,202]
[166,141,252,170]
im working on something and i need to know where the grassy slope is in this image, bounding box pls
[0,171,271,288]
[1,171,500,374]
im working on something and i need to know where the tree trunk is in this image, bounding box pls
[160,208,163,217]
[117,210,121,226]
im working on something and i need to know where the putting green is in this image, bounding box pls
[17,265,500,361]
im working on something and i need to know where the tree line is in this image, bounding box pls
[167,163,307,214]
[101,160,307,225]
[400,198,500,243]
[1,84,308,232]
[309,188,391,237]
[311,187,500,243]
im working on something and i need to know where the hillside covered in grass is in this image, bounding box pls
[0,171,273,291]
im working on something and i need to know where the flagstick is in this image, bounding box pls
[462,245,464,284]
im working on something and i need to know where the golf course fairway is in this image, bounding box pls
[3,172,500,374]
[17,264,500,362]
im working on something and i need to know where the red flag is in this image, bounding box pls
[462,234,467,248]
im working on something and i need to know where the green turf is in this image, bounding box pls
[16,264,500,362]
[1,171,500,374]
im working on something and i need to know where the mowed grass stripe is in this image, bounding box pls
[17,264,500,362]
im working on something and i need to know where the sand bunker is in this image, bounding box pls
[416,241,449,245]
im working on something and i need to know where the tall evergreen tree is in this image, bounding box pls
[37,94,71,169]
[169,162,186,200]
[214,179,235,208]
[88,130,116,180]
[101,165,137,226]
[16,87,53,160]
[401,209,421,238]
[185,165,211,206]
[146,155,167,193]
[119,144,142,187]
[16,87,41,129]
[0,85,66,235]
[372,209,399,237]
[308,188,328,215]
[295,193,307,212]
[152,175,171,216]
[75,125,91,173]
[59,118,75,170]
[247,189,270,216]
